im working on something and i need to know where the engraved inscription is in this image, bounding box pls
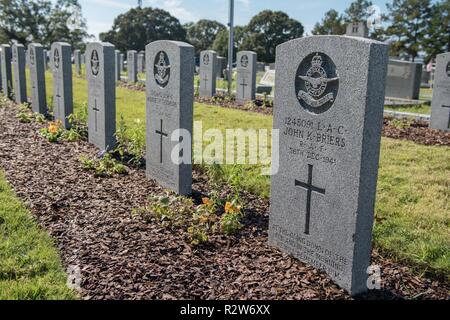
[296,53,339,114]
[271,224,349,278]
[283,117,347,166]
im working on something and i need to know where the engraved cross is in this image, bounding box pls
[92,99,100,132]
[295,164,326,235]
[240,78,248,97]
[155,119,168,163]
[202,73,208,90]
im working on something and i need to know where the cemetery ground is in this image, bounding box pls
[0,69,448,300]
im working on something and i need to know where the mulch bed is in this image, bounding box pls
[0,101,448,300]
[118,81,450,146]
[382,117,450,146]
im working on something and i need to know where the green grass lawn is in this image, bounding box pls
[0,171,76,300]
[384,104,431,115]
[21,68,450,278]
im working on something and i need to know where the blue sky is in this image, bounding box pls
[79,0,391,39]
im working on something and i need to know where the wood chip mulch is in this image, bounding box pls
[382,117,450,146]
[0,102,448,300]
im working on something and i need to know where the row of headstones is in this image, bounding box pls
[71,47,258,104]
[1,36,448,296]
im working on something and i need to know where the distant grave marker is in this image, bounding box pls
[51,42,73,128]
[86,42,116,150]
[199,50,217,97]
[12,43,27,104]
[430,52,450,131]
[236,51,257,103]
[28,43,47,114]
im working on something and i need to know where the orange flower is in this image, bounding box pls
[48,123,58,134]
[225,201,241,214]
[225,202,233,213]
[202,197,211,205]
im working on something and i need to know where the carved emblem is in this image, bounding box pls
[203,53,210,66]
[29,48,35,65]
[54,48,60,69]
[154,51,170,88]
[91,50,99,76]
[241,54,249,68]
[295,53,339,114]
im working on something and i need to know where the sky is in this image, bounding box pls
[79,0,392,40]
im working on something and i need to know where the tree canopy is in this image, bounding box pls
[312,9,346,35]
[385,0,432,61]
[212,26,246,58]
[185,19,226,55]
[240,10,304,63]
[0,0,90,49]
[100,7,186,52]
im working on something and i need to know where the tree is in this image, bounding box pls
[312,9,346,35]
[385,0,432,61]
[45,0,90,50]
[185,19,226,55]
[0,0,89,48]
[241,10,304,63]
[211,26,246,58]
[344,0,374,22]
[100,7,186,52]
[422,0,450,62]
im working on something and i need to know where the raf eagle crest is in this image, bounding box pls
[296,53,339,114]
[154,51,170,88]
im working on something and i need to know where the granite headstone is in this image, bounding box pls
[127,50,137,83]
[12,43,27,104]
[146,40,194,195]
[430,52,450,131]
[269,36,388,296]
[28,43,47,114]
[0,45,12,98]
[236,51,257,103]
[115,50,121,81]
[86,42,116,150]
[74,49,82,76]
[385,59,422,100]
[51,42,73,128]
[199,50,217,97]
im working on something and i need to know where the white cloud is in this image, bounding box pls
[237,0,250,9]
[90,0,133,10]
[146,0,198,22]
[88,21,114,40]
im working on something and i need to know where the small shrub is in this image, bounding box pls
[79,152,128,177]
[390,118,412,129]
[34,113,46,124]
[114,115,145,166]
[0,94,9,108]
[220,200,243,235]
[39,120,63,142]
[16,112,32,123]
